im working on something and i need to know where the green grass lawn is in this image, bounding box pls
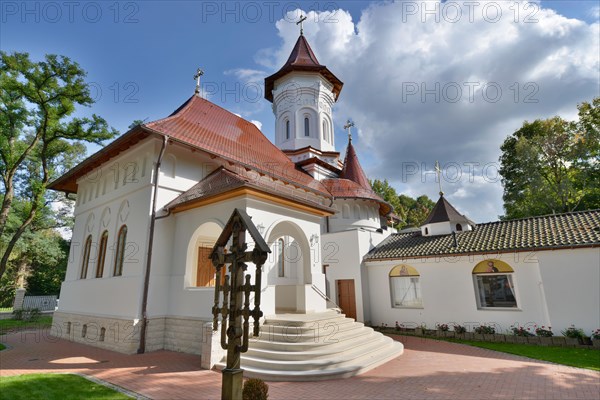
[0,374,131,400]
[451,340,600,371]
[0,316,53,334]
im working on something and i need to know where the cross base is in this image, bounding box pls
[221,368,244,400]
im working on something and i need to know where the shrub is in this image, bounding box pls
[561,325,585,339]
[474,325,495,334]
[592,329,600,340]
[453,324,466,334]
[511,325,534,337]
[436,323,449,332]
[243,378,269,400]
[11,308,41,321]
[534,325,553,337]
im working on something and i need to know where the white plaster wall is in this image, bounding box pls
[537,248,600,335]
[272,72,336,152]
[322,228,391,323]
[328,199,381,232]
[59,138,158,319]
[149,194,328,321]
[366,254,550,333]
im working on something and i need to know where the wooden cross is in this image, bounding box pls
[194,68,204,95]
[435,160,444,196]
[296,14,307,35]
[344,119,355,142]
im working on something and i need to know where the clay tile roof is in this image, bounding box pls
[165,166,333,214]
[365,209,600,260]
[423,195,473,225]
[340,141,371,190]
[264,35,343,102]
[143,95,331,198]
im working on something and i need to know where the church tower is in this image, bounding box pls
[264,32,343,167]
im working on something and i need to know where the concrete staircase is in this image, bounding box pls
[214,310,403,381]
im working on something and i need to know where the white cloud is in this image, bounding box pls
[590,6,600,19]
[224,68,266,84]
[257,1,599,221]
[250,119,263,130]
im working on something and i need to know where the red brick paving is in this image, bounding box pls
[1,330,599,399]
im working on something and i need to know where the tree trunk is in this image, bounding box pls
[0,201,38,280]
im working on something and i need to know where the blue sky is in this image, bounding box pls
[2,1,599,222]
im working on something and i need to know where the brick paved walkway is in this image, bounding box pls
[1,330,599,399]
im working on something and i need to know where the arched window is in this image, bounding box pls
[323,121,328,142]
[277,238,285,277]
[113,225,127,277]
[82,324,87,338]
[389,265,422,308]
[99,327,106,342]
[354,204,361,219]
[456,223,463,231]
[80,235,92,279]
[342,204,350,219]
[96,230,109,278]
[424,227,429,235]
[285,120,291,140]
[472,260,517,309]
[304,117,310,136]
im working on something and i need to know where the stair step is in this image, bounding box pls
[213,310,404,381]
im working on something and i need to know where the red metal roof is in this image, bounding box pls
[165,166,333,214]
[144,95,331,197]
[264,35,343,102]
[340,141,371,190]
[322,178,392,216]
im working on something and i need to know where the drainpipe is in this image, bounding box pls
[138,135,168,354]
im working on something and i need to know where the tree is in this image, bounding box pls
[371,179,435,229]
[0,51,117,280]
[499,97,600,219]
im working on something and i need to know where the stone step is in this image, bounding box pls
[248,325,375,351]
[213,310,404,381]
[254,320,366,344]
[243,334,392,365]
[215,340,404,382]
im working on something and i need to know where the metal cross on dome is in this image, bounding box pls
[435,160,444,196]
[296,14,307,35]
[194,68,204,95]
[344,119,355,142]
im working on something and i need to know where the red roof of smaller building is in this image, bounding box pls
[339,141,371,190]
[264,35,343,102]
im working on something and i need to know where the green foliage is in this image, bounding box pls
[0,374,130,400]
[499,97,600,219]
[370,179,435,229]
[453,340,599,371]
[0,51,117,282]
[561,325,586,339]
[474,325,496,334]
[11,308,40,322]
[0,316,52,334]
[242,378,269,400]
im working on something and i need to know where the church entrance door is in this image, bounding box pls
[337,279,356,320]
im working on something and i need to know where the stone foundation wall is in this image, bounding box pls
[51,311,141,354]
[50,312,216,359]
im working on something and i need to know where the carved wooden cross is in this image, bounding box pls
[210,209,270,400]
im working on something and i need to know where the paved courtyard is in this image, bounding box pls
[1,330,599,399]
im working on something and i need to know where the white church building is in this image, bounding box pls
[48,32,599,380]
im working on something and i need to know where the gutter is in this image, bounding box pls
[137,135,168,354]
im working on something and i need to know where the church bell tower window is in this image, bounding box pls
[304,117,310,137]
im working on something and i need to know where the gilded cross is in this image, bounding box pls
[296,14,307,35]
[193,68,204,95]
[344,119,355,142]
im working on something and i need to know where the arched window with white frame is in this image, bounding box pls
[113,225,127,277]
[96,230,109,278]
[472,260,517,309]
[80,235,92,279]
[389,265,423,308]
[304,117,310,137]
[285,119,290,140]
